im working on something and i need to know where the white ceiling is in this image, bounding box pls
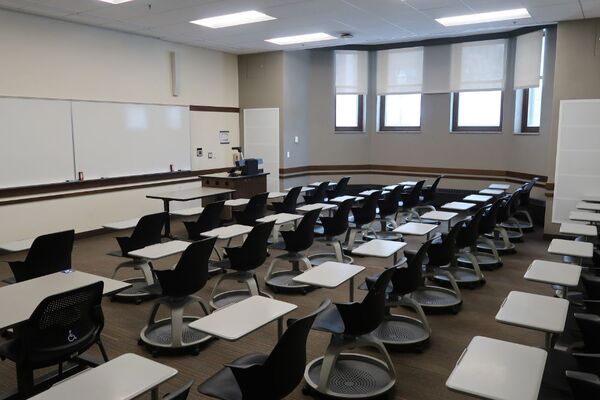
[0,0,598,54]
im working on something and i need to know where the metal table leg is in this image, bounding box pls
[349,277,355,302]
[277,317,284,339]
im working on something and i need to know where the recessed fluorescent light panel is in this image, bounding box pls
[190,10,276,29]
[436,8,531,27]
[97,0,135,4]
[265,32,336,45]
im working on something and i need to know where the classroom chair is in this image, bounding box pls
[567,371,600,399]
[432,207,486,288]
[411,223,463,314]
[7,229,74,283]
[0,282,107,397]
[114,212,167,256]
[272,186,302,214]
[183,201,225,241]
[361,239,433,351]
[308,199,354,266]
[265,209,321,294]
[368,185,403,240]
[110,212,168,303]
[209,221,275,310]
[326,176,350,200]
[509,177,539,231]
[420,175,444,209]
[163,380,194,400]
[398,180,426,223]
[477,194,517,254]
[139,237,217,356]
[458,198,504,270]
[198,300,330,400]
[233,192,268,226]
[345,191,381,250]
[304,181,329,204]
[498,187,526,240]
[303,268,396,398]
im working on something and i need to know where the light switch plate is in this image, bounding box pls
[294,136,299,143]
[197,148,203,157]
[208,152,214,159]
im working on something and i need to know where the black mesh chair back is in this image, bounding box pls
[162,380,194,400]
[273,186,302,214]
[574,313,600,353]
[9,230,75,283]
[226,221,276,271]
[245,300,332,399]
[337,267,395,336]
[378,185,403,217]
[497,190,521,223]
[401,180,426,208]
[456,207,486,248]
[233,192,269,226]
[352,191,381,225]
[427,221,463,267]
[18,281,104,368]
[281,209,321,252]
[327,177,350,199]
[117,212,167,256]
[520,177,539,207]
[422,175,444,202]
[478,198,504,235]
[321,199,353,237]
[391,240,433,295]
[155,237,217,298]
[509,188,523,215]
[304,182,329,204]
[566,371,600,399]
[581,273,600,300]
[183,201,224,240]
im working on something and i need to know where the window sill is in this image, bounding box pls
[514,131,541,136]
[377,130,421,134]
[450,130,503,134]
[334,130,367,134]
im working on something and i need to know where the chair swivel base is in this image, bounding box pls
[265,270,315,294]
[430,267,485,289]
[139,316,212,356]
[304,353,395,399]
[457,253,502,270]
[484,230,523,242]
[362,231,401,241]
[499,220,533,232]
[371,315,430,352]
[477,239,516,254]
[309,253,354,267]
[210,290,273,310]
[409,287,462,314]
[111,278,157,304]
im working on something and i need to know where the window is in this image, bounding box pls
[335,94,364,131]
[520,33,545,133]
[521,82,542,132]
[335,50,368,132]
[379,94,421,131]
[452,90,503,132]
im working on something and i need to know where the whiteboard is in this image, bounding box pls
[244,108,280,191]
[0,97,75,188]
[72,102,191,179]
[553,99,600,223]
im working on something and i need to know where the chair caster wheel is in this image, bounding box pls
[151,350,159,358]
[135,299,143,305]
[302,386,312,395]
[191,347,200,356]
[137,338,143,346]
[452,306,460,315]
[110,296,116,302]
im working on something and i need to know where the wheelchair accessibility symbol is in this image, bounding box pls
[67,330,78,343]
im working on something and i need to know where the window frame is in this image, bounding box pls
[451,91,504,133]
[378,95,422,132]
[335,94,365,132]
[520,88,540,133]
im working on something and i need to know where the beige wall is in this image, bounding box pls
[0,10,239,240]
[544,18,600,233]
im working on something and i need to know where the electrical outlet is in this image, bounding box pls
[208,152,214,159]
[294,136,299,144]
[286,151,290,158]
[196,148,203,157]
